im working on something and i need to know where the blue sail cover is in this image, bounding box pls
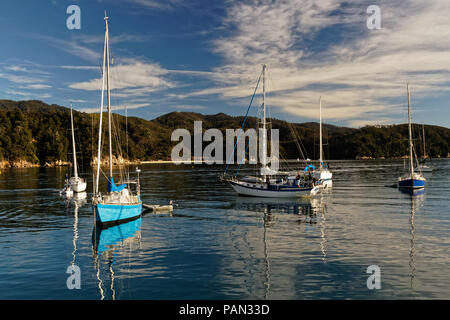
[107,177,127,192]
[304,165,316,172]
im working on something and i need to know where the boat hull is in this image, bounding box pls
[230,181,319,198]
[314,170,332,189]
[94,202,142,224]
[70,181,87,192]
[398,178,425,189]
[93,217,142,253]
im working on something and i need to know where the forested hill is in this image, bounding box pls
[0,99,449,167]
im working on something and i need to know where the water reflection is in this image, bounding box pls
[233,195,328,299]
[234,196,327,224]
[399,188,426,197]
[91,217,143,300]
[406,190,425,291]
[64,192,87,268]
[262,209,270,300]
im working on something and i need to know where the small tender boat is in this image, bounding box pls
[397,84,425,190]
[92,14,142,225]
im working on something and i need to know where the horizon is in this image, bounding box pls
[1,1,450,129]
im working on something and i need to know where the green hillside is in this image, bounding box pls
[0,99,449,167]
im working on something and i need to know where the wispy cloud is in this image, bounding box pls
[5,89,51,99]
[121,0,182,10]
[171,104,206,110]
[78,102,150,113]
[70,33,151,45]
[0,72,47,85]
[0,62,52,91]
[31,34,101,62]
[68,58,175,98]
[182,0,450,126]
[19,84,52,90]
[4,66,28,72]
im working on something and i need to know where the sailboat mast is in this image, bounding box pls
[105,15,113,179]
[407,84,414,177]
[422,124,426,159]
[261,64,267,171]
[95,15,108,195]
[70,103,78,178]
[319,96,323,170]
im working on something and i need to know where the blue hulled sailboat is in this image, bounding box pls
[92,14,142,224]
[397,84,426,190]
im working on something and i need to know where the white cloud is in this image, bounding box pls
[6,90,51,99]
[77,103,150,113]
[60,65,99,71]
[4,66,28,72]
[121,0,181,10]
[33,34,101,62]
[0,72,47,85]
[20,84,52,90]
[71,33,151,45]
[184,0,450,126]
[172,105,205,110]
[68,58,175,98]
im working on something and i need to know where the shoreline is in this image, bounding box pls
[1,157,448,169]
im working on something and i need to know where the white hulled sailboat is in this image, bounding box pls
[224,64,319,198]
[313,97,332,188]
[418,124,433,173]
[67,103,87,193]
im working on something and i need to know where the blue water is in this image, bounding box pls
[0,159,449,299]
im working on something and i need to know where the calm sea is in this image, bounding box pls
[0,160,449,299]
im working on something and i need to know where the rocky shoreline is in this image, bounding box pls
[1,154,449,170]
[0,156,142,169]
[0,160,40,169]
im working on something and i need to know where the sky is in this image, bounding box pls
[0,0,450,128]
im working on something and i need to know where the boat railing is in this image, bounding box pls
[101,193,141,205]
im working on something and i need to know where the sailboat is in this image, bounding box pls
[418,124,433,173]
[66,103,87,193]
[92,14,142,224]
[224,64,319,198]
[397,84,426,190]
[313,97,332,188]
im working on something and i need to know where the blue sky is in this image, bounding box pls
[0,0,449,128]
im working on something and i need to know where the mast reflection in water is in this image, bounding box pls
[92,217,143,300]
[234,195,328,299]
